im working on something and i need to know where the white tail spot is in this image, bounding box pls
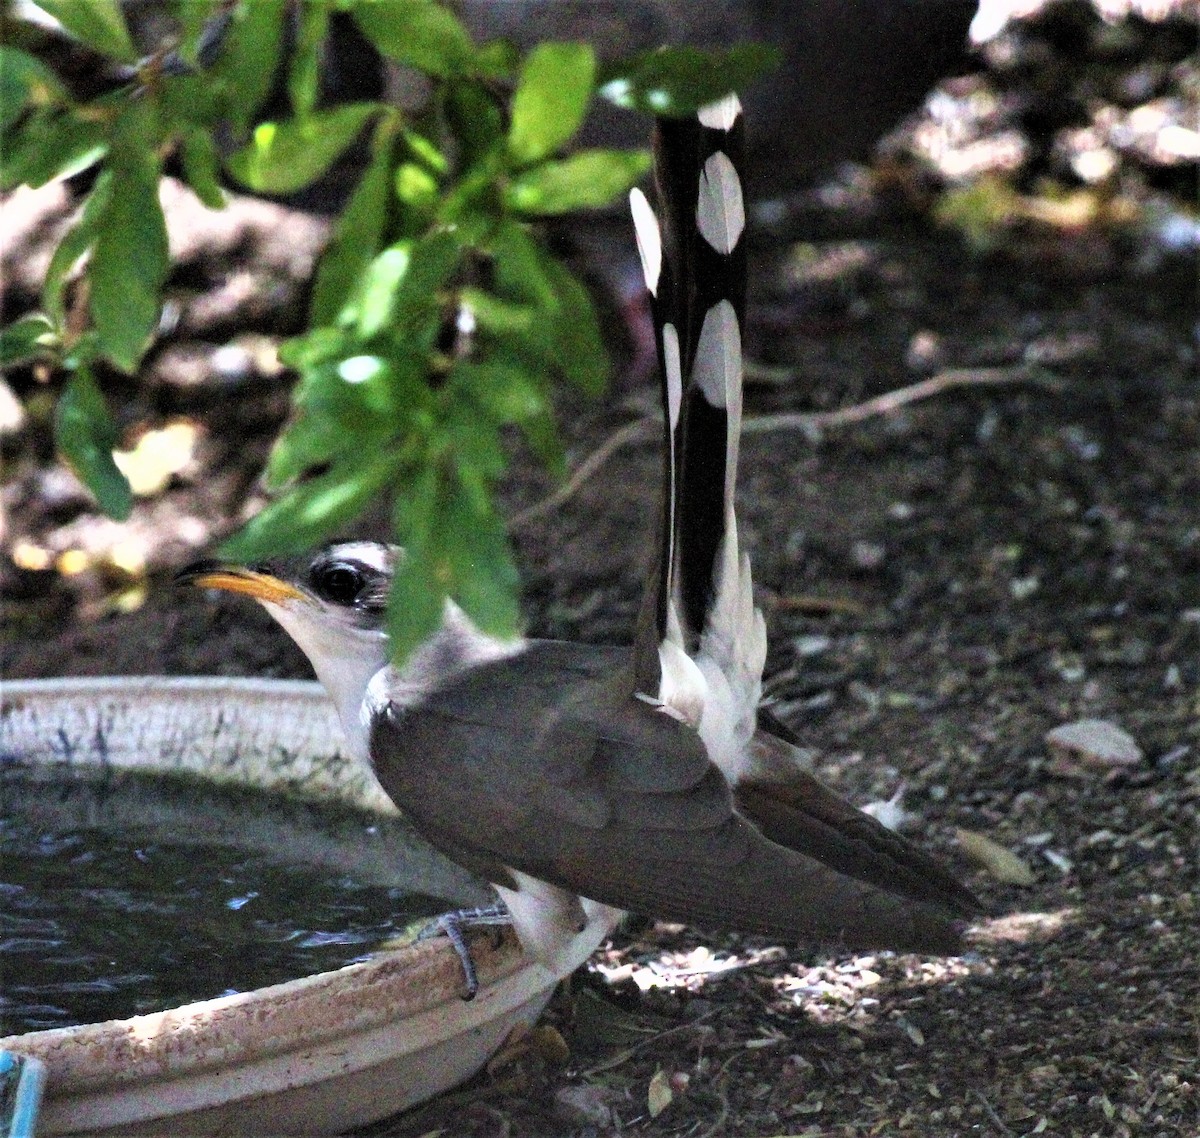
[697,93,742,132]
[692,301,743,539]
[696,151,744,255]
[629,187,662,296]
[663,323,683,431]
[662,321,683,584]
[691,300,741,413]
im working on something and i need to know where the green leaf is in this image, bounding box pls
[269,341,435,488]
[386,466,521,660]
[342,227,464,342]
[0,109,107,190]
[458,356,562,473]
[353,0,475,79]
[441,475,520,639]
[599,43,781,115]
[221,451,400,560]
[345,243,411,339]
[0,313,58,365]
[474,39,520,81]
[266,354,414,488]
[309,122,395,325]
[0,46,69,132]
[395,162,438,210]
[449,360,545,427]
[403,129,448,175]
[506,148,650,215]
[299,353,411,426]
[212,0,287,132]
[180,127,225,208]
[487,221,557,308]
[459,289,536,339]
[385,544,449,664]
[33,0,136,63]
[277,326,353,371]
[472,233,608,396]
[446,81,504,172]
[441,400,508,482]
[89,107,168,372]
[390,227,464,341]
[508,42,596,165]
[287,3,329,117]
[264,411,342,489]
[224,102,379,194]
[43,169,112,323]
[539,255,608,394]
[435,157,503,233]
[158,74,221,131]
[54,363,133,519]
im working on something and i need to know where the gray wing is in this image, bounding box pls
[737,724,979,917]
[372,641,966,954]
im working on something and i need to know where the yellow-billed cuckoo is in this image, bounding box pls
[180,97,977,985]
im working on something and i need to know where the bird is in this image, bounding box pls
[179,96,976,987]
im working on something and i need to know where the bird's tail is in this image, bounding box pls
[630,96,766,764]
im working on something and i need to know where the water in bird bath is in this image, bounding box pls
[0,768,454,1035]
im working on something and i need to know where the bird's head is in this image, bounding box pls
[177,541,396,754]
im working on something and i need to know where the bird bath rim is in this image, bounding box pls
[0,676,582,1137]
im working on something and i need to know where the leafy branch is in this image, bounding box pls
[0,0,776,659]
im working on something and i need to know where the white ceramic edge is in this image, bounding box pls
[0,677,597,1136]
[0,675,396,813]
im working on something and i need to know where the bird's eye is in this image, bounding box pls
[313,563,365,606]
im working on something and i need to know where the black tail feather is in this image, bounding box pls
[632,98,747,678]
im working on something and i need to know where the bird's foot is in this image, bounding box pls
[418,904,512,1000]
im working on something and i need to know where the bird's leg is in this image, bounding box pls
[418,903,512,1000]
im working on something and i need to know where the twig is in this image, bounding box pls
[743,365,1061,436]
[694,1050,754,1138]
[969,1088,1015,1137]
[580,1009,718,1077]
[509,417,654,529]
[508,365,1059,528]
[743,359,797,386]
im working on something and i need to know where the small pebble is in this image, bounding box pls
[1045,719,1143,769]
[849,540,886,572]
[554,1085,619,1129]
[905,329,943,372]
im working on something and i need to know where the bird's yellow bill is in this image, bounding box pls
[181,566,307,605]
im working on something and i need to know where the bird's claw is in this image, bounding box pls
[419,904,511,1000]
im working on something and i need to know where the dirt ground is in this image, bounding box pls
[3,10,1199,1137]
[5,213,1197,1135]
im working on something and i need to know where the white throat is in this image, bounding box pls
[263,600,387,762]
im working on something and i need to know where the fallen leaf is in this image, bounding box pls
[648,1068,672,1119]
[956,828,1036,885]
[530,1024,570,1065]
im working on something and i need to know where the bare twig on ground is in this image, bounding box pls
[510,366,1059,529]
[510,417,654,528]
[743,365,1062,435]
[580,1010,719,1077]
[969,1088,1016,1137]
